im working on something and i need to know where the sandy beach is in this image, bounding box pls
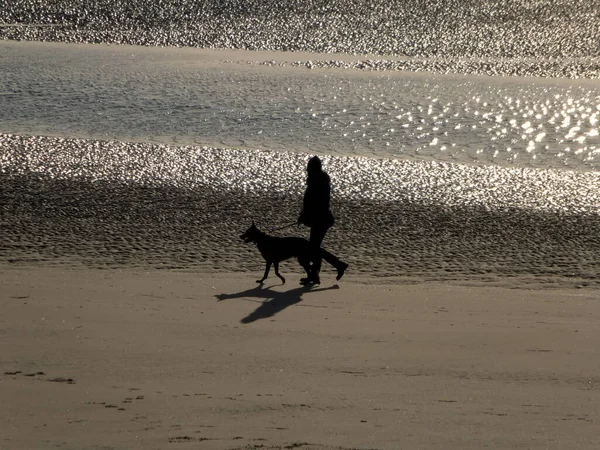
[1,268,599,450]
[2,3,599,448]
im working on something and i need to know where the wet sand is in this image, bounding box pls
[2,134,599,289]
[1,268,599,450]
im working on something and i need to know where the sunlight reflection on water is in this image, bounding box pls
[1,43,599,171]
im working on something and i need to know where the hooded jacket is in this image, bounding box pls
[298,169,335,228]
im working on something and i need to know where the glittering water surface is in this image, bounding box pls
[1,42,599,171]
[2,0,598,60]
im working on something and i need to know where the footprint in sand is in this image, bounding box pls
[48,377,75,384]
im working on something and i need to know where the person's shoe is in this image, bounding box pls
[300,276,320,285]
[336,262,349,281]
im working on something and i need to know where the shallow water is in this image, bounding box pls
[1,42,599,171]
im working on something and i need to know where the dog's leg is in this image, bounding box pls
[257,262,271,283]
[273,262,286,284]
[298,256,311,279]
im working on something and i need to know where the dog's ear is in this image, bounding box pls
[252,220,255,227]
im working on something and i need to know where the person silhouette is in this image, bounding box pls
[297,156,349,285]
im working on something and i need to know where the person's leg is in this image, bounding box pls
[320,248,349,281]
[307,225,328,282]
[303,225,349,283]
[319,248,341,268]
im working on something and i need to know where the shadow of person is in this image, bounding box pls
[215,283,340,324]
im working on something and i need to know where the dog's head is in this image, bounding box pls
[240,221,260,244]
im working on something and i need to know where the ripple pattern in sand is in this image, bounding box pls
[1,134,599,288]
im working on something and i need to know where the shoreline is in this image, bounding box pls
[0,263,595,292]
[2,267,599,449]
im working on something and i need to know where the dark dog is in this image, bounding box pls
[240,222,312,284]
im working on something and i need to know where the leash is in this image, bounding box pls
[268,221,297,233]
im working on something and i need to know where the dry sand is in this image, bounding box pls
[1,267,598,450]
